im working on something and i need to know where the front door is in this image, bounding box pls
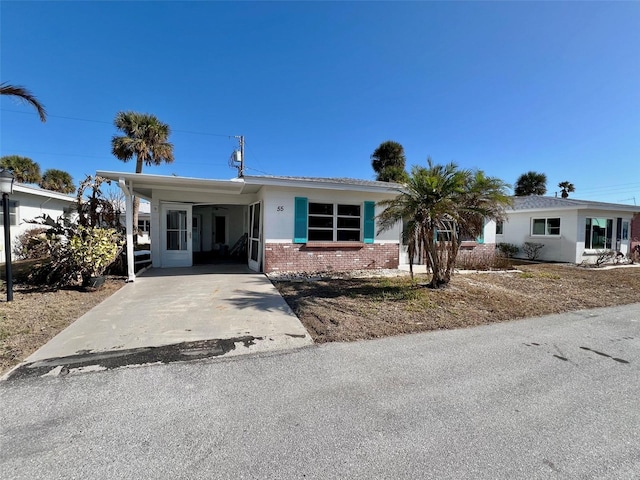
[161,203,193,267]
[248,202,262,272]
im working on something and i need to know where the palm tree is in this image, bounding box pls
[0,155,42,184]
[111,111,174,229]
[0,82,47,122]
[378,159,510,287]
[40,169,75,194]
[514,171,547,196]
[558,181,575,199]
[371,140,408,183]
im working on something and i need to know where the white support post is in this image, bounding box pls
[119,178,136,282]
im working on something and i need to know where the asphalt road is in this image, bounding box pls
[2,304,640,479]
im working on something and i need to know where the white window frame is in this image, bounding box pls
[531,217,560,236]
[496,220,504,235]
[308,202,361,242]
[0,200,18,226]
[137,219,150,234]
[585,217,613,249]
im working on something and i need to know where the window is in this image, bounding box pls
[585,218,612,249]
[137,219,150,233]
[532,217,560,236]
[617,218,630,242]
[308,202,361,241]
[436,221,454,242]
[0,200,18,226]
[496,221,504,235]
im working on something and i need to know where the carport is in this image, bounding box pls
[97,171,264,282]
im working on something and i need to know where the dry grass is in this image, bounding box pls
[1,264,638,375]
[0,278,124,373]
[274,264,640,343]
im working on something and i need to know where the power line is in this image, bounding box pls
[0,108,238,138]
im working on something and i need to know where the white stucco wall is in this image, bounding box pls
[499,208,636,263]
[0,188,75,263]
[260,186,401,244]
[498,209,576,262]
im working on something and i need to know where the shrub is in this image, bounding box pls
[496,243,519,258]
[522,242,544,260]
[629,245,640,264]
[13,227,50,260]
[594,250,615,267]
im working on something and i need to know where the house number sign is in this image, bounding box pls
[276,206,284,212]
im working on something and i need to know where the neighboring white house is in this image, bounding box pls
[97,171,402,281]
[0,183,76,264]
[497,196,639,264]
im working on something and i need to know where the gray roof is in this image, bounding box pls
[243,175,403,188]
[510,195,639,213]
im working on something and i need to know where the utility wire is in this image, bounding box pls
[1,109,238,138]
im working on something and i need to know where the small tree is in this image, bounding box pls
[558,181,575,199]
[515,171,547,196]
[377,159,510,287]
[0,155,41,184]
[76,175,121,229]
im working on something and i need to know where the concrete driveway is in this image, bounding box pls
[8,264,312,378]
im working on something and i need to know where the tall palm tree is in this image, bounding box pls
[0,155,42,184]
[0,82,47,122]
[514,171,547,196]
[40,169,75,194]
[558,181,575,199]
[111,111,174,229]
[378,159,510,287]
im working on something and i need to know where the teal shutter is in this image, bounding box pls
[476,229,484,244]
[363,201,375,244]
[294,197,308,243]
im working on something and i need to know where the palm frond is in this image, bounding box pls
[0,82,47,122]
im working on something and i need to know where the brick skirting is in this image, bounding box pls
[264,242,400,273]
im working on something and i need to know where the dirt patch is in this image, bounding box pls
[274,264,640,343]
[0,278,125,373]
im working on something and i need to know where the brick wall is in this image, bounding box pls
[264,243,400,273]
[459,242,496,254]
[632,213,640,251]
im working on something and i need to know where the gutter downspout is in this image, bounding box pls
[118,178,136,282]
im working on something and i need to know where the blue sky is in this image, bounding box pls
[1,1,638,203]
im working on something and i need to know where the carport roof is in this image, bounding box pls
[97,171,403,198]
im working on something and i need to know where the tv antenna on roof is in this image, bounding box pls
[228,135,245,178]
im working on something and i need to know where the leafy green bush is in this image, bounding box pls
[27,215,124,287]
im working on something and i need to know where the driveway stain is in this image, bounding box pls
[5,336,264,381]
